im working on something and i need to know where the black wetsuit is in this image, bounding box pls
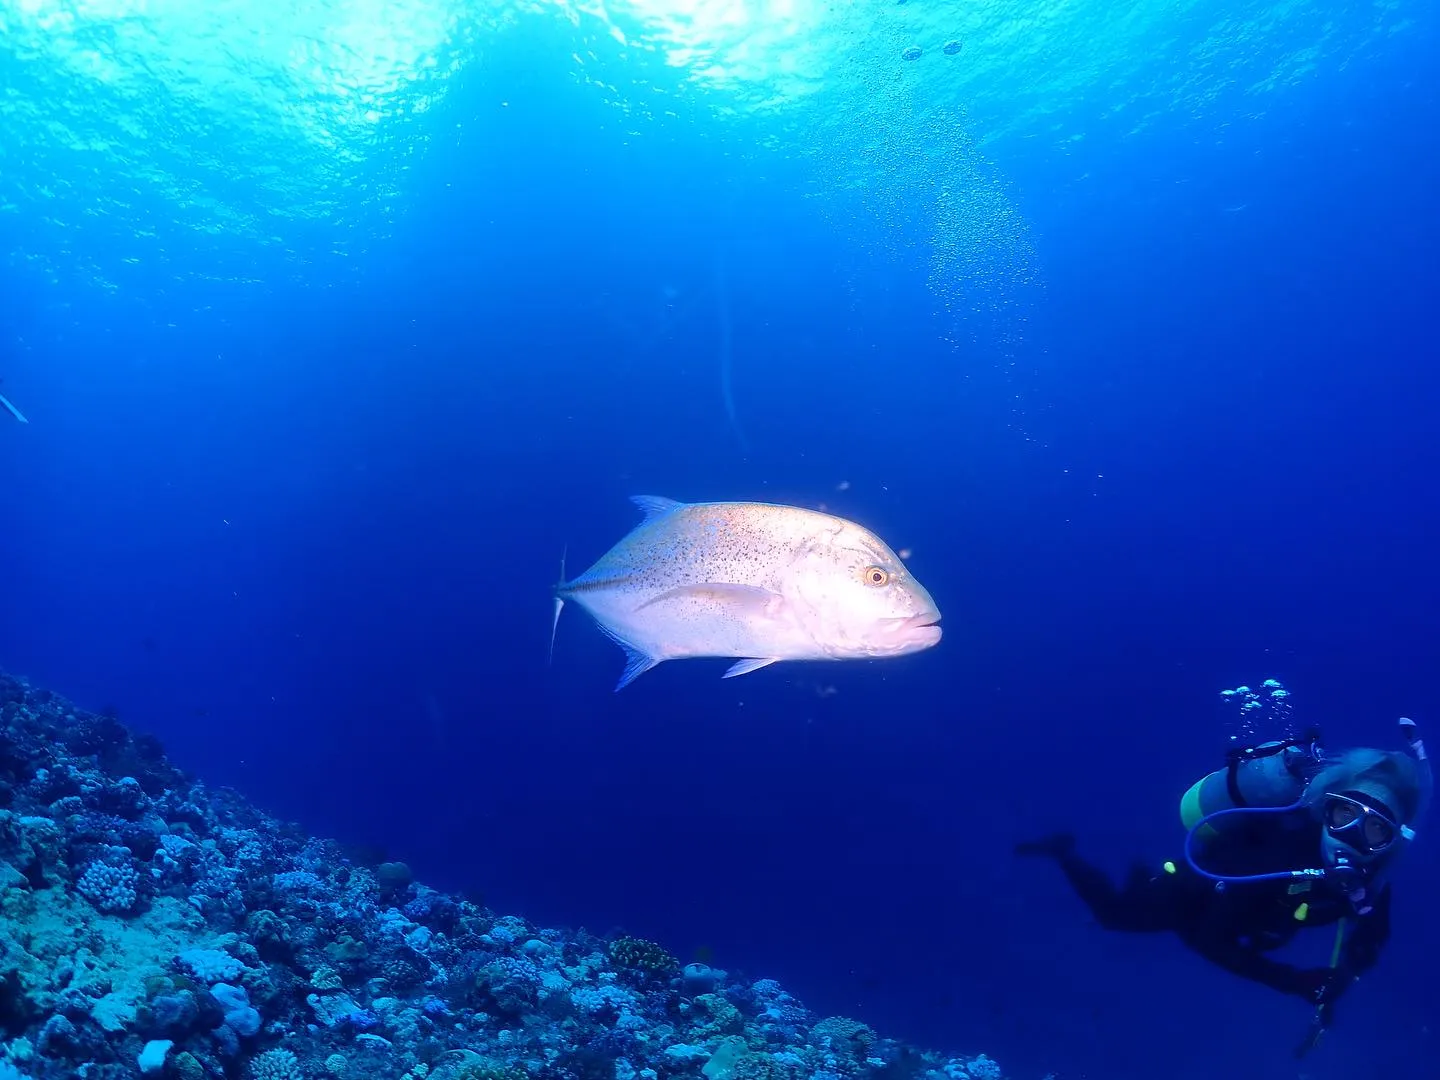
[1026,813,1391,1009]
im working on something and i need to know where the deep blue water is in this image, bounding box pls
[3,2,1438,1078]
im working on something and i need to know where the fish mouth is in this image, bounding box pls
[900,612,941,630]
[878,612,943,651]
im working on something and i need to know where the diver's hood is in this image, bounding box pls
[1347,781,1404,822]
[1318,720,1432,873]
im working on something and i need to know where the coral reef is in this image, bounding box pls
[0,672,1010,1080]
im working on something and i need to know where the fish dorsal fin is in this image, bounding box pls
[630,495,684,523]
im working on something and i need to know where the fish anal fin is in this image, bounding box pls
[616,645,662,691]
[630,495,684,522]
[593,620,663,691]
[723,657,778,679]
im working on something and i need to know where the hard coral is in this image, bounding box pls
[248,1047,304,1080]
[0,670,1017,1080]
[608,937,679,975]
[432,1049,527,1080]
[811,1016,878,1051]
[76,857,139,914]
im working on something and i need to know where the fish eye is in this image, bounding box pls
[863,566,890,587]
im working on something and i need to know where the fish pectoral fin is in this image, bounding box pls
[636,583,787,619]
[723,657,779,679]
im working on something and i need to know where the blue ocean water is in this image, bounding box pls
[2,1,1437,1078]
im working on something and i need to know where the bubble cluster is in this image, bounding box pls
[1219,678,1294,745]
[790,9,1041,387]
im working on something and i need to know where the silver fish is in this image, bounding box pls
[553,495,941,690]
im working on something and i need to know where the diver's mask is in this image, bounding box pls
[1317,792,1416,912]
[1320,791,1410,865]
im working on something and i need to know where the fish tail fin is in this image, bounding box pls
[548,546,567,666]
[549,597,562,666]
[0,392,28,424]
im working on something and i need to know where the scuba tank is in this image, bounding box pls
[1179,729,1324,841]
[1183,718,1432,889]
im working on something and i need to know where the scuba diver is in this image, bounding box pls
[1016,716,1431,1057]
